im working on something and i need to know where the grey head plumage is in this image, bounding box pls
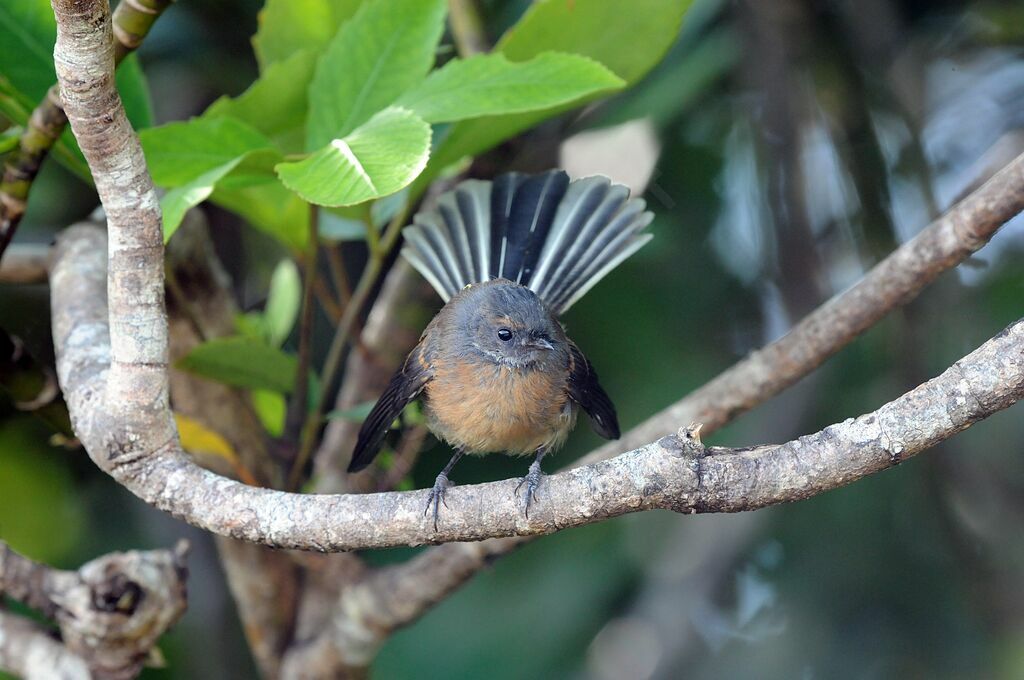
[401,170,654,316]
[440,280,569,371]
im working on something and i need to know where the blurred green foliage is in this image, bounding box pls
[2,0,1024,678]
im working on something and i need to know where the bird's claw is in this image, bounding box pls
[424,472,451,530]
[516,461,544,518]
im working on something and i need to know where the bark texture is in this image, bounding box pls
[0,541,189,680]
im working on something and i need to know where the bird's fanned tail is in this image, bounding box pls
[401,170,653,315]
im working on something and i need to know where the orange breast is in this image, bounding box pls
[424,360,576,455]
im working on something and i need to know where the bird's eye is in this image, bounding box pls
[497,328,513,342]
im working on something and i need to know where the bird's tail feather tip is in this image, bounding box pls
[402,170,653,314]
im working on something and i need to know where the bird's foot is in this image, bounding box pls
[515,459,545,518]
[424,472,452,530]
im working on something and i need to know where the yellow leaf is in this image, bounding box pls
[174,413,258,485]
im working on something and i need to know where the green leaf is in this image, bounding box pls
[204,50,317,153]
[212,180,311,251]
[0,126,22,154]
[496,0,692,84]
[161,159,245,242]
[177,337,299,394]
[0,2,151,128]
[0,0,61,103]
[142,116,282,240]
[397,51,623,124]
[415,0,691,194]
[141,116,277,187]
[253,0,362,70]
[0,419,85,562]
[235,312,266,339]
[306,0,446,149]
[252,389,287,436]
[264,258,302,346]
[595,27,739,128]
[278,107,431,207]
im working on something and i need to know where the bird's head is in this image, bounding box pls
[453,279,566,370]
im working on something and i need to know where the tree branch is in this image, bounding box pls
[0,612,90,680]
[46,0,1024,554]
[50,217,1024,549]
[0,540,189,680]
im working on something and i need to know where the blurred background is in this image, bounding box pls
[3,0,1024,677]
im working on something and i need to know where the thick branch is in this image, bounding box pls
[0,540,189,680]
[0,613,90,680]
[50,221,1024,548]
[47,0,1024,553]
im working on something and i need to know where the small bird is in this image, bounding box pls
[348,170,653,524]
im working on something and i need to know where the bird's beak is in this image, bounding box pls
[526,337,554,351]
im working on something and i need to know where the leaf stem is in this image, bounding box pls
[313,278,342,323]
[325,243,352,305]
[284,205,320,444]
[448,0,488,57]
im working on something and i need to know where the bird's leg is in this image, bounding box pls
[516,447,548,518]
[425,447,465,530]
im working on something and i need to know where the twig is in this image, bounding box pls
[324,243,352,306]
[313,277,342,322]
[448,0,488,57]
[290,203,412,489]
[285,206,320,446]
[0,0,173,263]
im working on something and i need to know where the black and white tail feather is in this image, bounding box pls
[402,170,653,315]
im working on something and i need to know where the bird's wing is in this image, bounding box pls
[348,342,432,473]
[566,342,620,440]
